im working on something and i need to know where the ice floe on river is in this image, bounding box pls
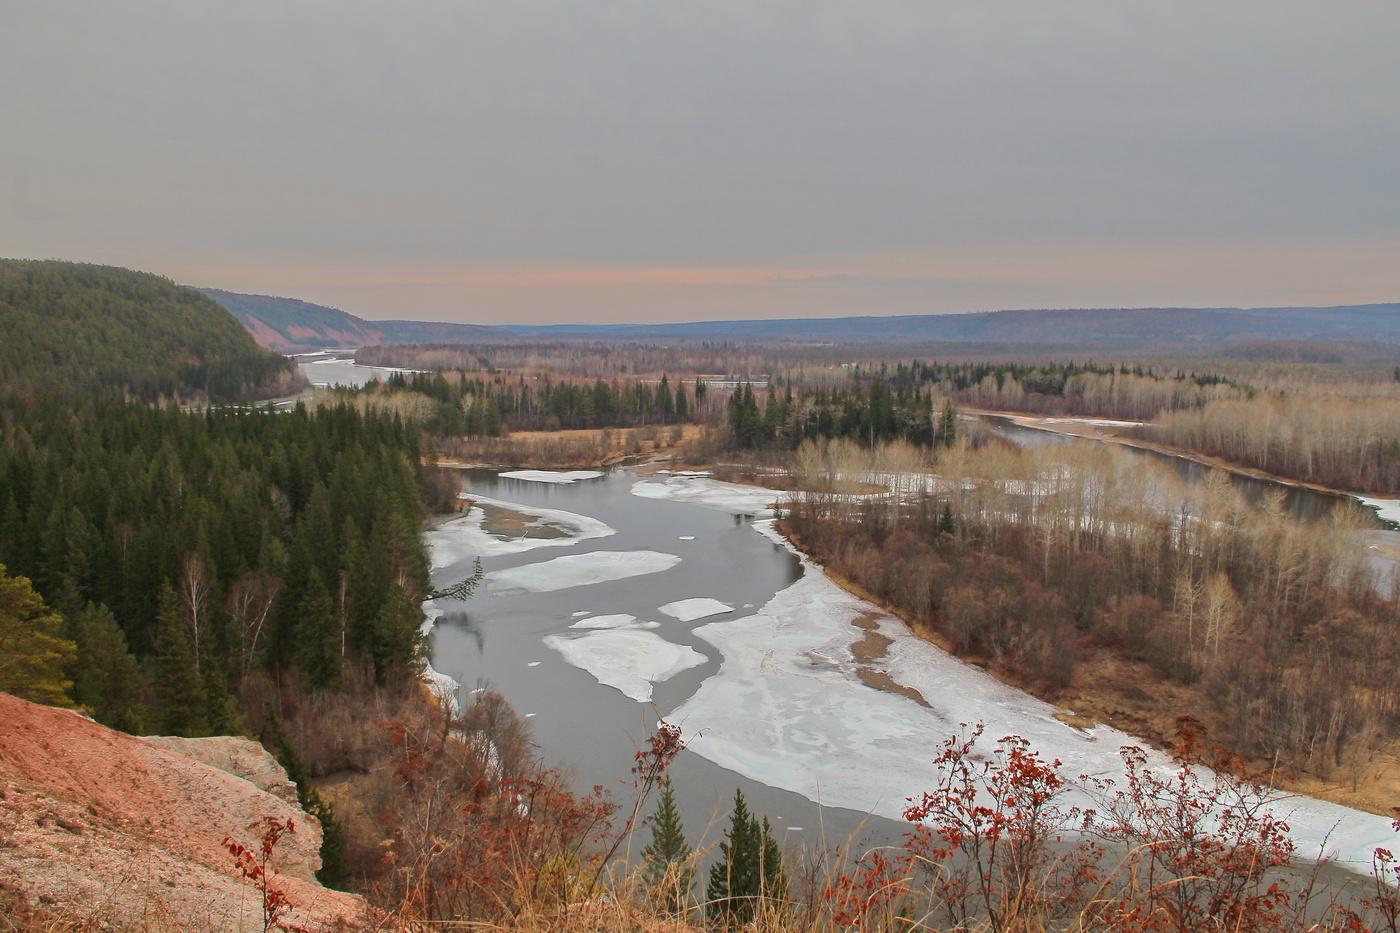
[544,626,706,702]
[426,494,615,562]
[499,469,604,484]
[658,598,734,622]
[485,550,682,595]
[632,476,780,515]
[571,613,660,630]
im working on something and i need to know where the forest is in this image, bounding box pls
[0,260,300,401]
[0,395,440,735]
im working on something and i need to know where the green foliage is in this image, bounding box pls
[640,777,693,913]
[0,260,296,401]
[706,788,786,928]
[0,564,76,706]
[67,600,147,731]
[0,396,431,706]
[153,583,209,736]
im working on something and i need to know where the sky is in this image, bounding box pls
[3,2,1398,325]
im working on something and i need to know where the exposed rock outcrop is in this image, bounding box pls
[0,693,369,931]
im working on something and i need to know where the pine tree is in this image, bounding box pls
[641,777,693,914]
[706,788,785,927]
[0,564,76,707]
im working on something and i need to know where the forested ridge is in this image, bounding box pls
[0,260,299,401]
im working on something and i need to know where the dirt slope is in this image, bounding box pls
[0,693,370,931]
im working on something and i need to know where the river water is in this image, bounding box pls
[426,469,911,859]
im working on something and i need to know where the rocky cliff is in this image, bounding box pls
[0,693,370,931]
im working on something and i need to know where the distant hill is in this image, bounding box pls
[0,261,299,401]
[201,288,511,351]
[498,304,1400,344]
[200,284,1400,350]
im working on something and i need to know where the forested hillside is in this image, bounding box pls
[0,396,432,733]
[0,261,298,401]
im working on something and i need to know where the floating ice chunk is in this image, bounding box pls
[427,495,614,566]
[571,613,659,630]
[678,535,695,540]
[571,610,590,617]
[544,629,707,702]
[500,469,604,484]
[486,550,681,595]
[527,661,541,667]
[631,477,780,516]
[658,598,734,623]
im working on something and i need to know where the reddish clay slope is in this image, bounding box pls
[0,693,369,931]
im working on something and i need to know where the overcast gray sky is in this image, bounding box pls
[3,2,1397,324]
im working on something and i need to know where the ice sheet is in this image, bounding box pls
[571,613,660,630]
[658,598,735,622]
[486,550,681,595]
[670,519,1399,869]
[544,629,707,702]
[631,476,780,515]
[426,495,615,566]
[499,469,605,484]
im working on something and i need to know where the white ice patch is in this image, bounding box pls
[670,519,1398,869]
[658,598,735,623]
[631,476,780,516]
[499,469,604,484]
[571,613,660,630]
[1358,495,1400,526]
[544,629,706,702]
[679,535,696,540]
[486,550,681,595]
[426,495,615,566]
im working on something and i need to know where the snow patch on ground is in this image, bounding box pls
[544,628,706,702]
[672,519,1398,869]
[571,613,660,630]
[631,476,780,515]
[658,598,735,622]
[499,469,604,484]
[426,495,615,565]
[486,550,681,595]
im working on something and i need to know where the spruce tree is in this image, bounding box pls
[68,600,146,731]
[294,568,341,689]
[641,777,693,914]
[152,582,209,736]
[706,788,785,927]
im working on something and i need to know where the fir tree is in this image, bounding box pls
[706,788,785,927]
[641,777,693,914]
[68,600,146,731]
[152,582,209,736]
[294,568,341,689]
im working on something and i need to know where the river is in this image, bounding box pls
[422,464,1398,873]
